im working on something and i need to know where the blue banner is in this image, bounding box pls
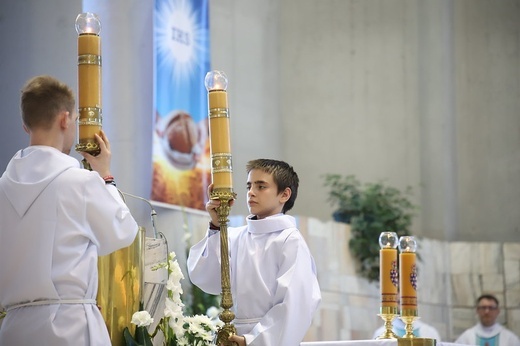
[152,0,211,210]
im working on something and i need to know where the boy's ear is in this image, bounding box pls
[280,187,291,203]
[59,111,70,129]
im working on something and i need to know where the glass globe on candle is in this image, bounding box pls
[398,236,417,253]
[379,231,398,249]
[205,70,228,91]
[75,12,101,35]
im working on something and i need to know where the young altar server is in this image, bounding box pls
[188,158,321,346]
[0,75,139,345]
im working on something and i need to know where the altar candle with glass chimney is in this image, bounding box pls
[205,71,233,190]
[399,236,418,316]
[379,232,399,310]
[75,12,102,155]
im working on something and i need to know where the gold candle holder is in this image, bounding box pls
[397,236,436,346]
[376,231,399,339]
[397,316,436,346]
[398,235,418,338]
[204,70,237,346]
[397,318,436,346]
[75,12,102,169]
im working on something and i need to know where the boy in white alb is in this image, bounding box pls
[188,159,321,346]
[0,76,139,345]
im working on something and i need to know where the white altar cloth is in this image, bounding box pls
[301,341,465,346]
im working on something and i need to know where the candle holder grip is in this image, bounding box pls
[211,189,238,346]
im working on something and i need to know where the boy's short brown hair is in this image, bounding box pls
[21,75,75,130]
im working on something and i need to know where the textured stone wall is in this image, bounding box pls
[298,216,520,342]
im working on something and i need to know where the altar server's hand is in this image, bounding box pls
[227,334,246,346]
[80,130,112,178]
[205,184,235,227]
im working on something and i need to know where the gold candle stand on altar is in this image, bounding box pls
[377,232,399,340]
[75,12,102,169]
[205,70,238,346]
[376,233,435,346]
[396,236,435,346]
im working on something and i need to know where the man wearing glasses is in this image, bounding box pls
[455,294,520,346]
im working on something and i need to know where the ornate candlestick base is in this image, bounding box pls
[211,188,238,346]
[215,308,237,346]
[398,314,436,346]
[76,144,100,171]
[400,313,418,339]
[80,158,92,171]
[376,306,398,339]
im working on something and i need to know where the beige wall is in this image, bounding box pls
[0,0,518,240]
[452,1,520,242]
[276,0,520,242]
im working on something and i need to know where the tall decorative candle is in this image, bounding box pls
[204,71,233,191]
[204,70,237,346]
[398,236,418,317]
[379,232,399,311]
[75,12,102,156]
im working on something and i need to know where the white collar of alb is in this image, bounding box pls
[475,322,503,338]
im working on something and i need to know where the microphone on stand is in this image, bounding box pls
[119,191,159,238]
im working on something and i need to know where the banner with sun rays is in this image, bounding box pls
[151,0,211,210]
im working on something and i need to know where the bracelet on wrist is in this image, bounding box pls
[103,175,114,181]
[105,180,117,187]
[209,221,220,230]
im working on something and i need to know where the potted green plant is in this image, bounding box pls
[323,174,417,282]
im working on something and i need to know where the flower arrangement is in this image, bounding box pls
[124,251,222,346]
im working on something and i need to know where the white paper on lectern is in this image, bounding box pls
[144,237,168,284]
[142,236,169,343]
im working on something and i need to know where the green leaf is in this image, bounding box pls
[122,326,153,346]
[135,326,154,346]
[123,327,141,346]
